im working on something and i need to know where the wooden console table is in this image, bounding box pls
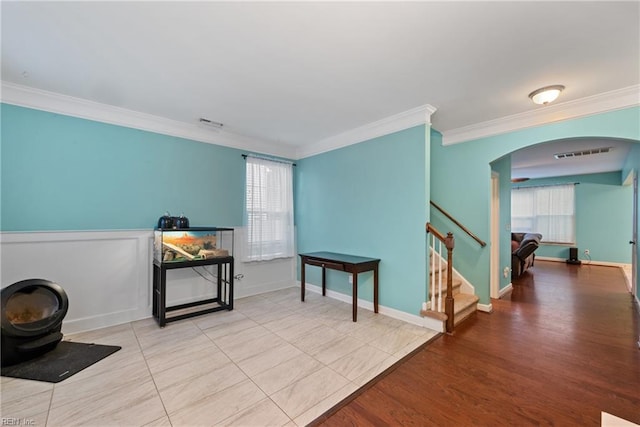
[299,251,380,322]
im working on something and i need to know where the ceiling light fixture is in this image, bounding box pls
[528,85,565,105]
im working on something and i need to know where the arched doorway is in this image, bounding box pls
[489,137,638,301]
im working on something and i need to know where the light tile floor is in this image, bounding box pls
[1,287,439,426]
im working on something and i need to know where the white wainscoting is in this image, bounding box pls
[232,227,297,299]
[1,229,296,334]
[1,230,153,334]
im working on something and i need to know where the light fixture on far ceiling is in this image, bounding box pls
[511,177,530,183]
[528,85,565,105]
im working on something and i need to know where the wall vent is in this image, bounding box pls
[554,147,612,159]
[198,118,223,128]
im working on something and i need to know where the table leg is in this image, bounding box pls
[229,260,234,310]
[374,265,379,313]
[217,263,223,304]
[322,266,326,296]
[152,264,158,318]
[352,272,358,322]
[301,260,306,302]
[159,267,167,327]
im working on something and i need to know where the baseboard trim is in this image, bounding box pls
[63,308,150,335]
[477,303,493,313]
[235,280,297,299]
[300,281,443,333]
[537,256,631,269]
[498,283,513,298]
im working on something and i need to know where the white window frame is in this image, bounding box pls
[243,156,294,262]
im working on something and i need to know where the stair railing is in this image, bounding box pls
[426,222,455,333]
[430,200,486,247]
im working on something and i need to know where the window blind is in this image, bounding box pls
[511,184,575,244]
[243,156,294,261]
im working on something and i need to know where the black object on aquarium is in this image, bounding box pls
[157,212,174,229]
[175,214,190,229]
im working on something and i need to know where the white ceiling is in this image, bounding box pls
[510,137,635,180]
[2,1,639,173]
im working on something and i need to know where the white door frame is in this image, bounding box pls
[632,171,637,297]
[490,171,501,299]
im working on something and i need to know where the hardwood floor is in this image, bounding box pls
[312,261,640,426]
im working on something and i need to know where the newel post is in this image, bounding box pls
[445,232,455,333]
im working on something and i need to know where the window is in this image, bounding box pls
[243,156,294,261]
[511,184,575,244]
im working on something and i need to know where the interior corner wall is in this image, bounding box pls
[513,172,632,264]
[294,125,428,315]
[431,106,640,305]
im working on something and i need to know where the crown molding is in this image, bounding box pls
[1,81,295,159]
[296,104,437,159]
[442,85,640,146]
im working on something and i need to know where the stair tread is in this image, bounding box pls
[423,292,478,314]
[428,265,447,275]
[426,251,478,329]
[453,293,479,326]
[453,293,479,312]
[428,278,463,297]
[421,292,479,329]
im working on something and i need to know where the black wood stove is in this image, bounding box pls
[1,279,69,366]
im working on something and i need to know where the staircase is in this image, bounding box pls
[422,222,479,333]
[421,256,479,329]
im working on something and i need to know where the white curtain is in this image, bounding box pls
[511,184,575,244]
[243,156,294,262]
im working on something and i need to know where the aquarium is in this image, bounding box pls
[154,227,234,263]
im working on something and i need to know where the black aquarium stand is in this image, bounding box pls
[152,256,234,327]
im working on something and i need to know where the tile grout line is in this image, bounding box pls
[130,319,174,426]
[200,306,358,424]
[148,320,254,418]
[217,319,342,423]
[44,382,54,427]
[196,316,296,425]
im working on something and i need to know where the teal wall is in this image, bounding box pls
[430,129,492,301]
[295,125,429,314]
[431,106,640,304]
[1,104,246,231]
[491,154,512,291]
[512,172,632,264]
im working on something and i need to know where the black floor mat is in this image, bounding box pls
[1,341,121,383]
